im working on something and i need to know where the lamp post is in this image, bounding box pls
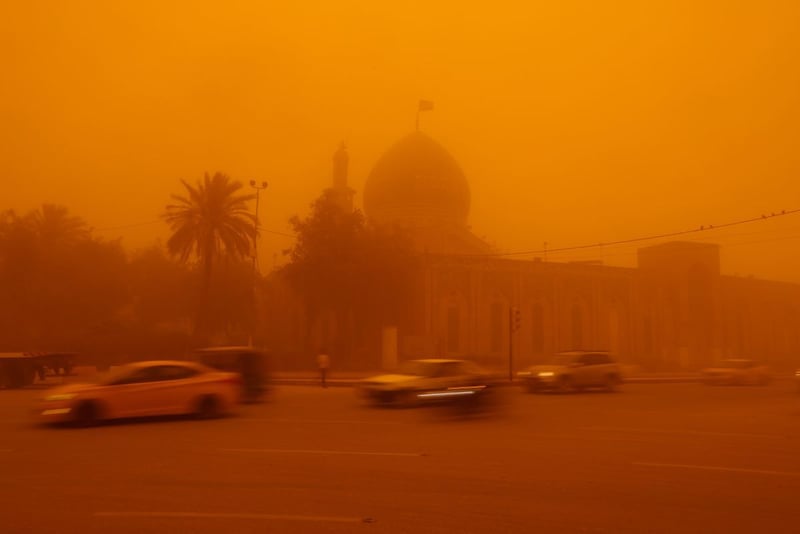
[249,180,268,347]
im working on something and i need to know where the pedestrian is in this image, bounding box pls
[317,349,330,388]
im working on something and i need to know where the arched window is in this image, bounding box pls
[447,306,460,353]
[571,304,583,349]
[491,302,504,353]
[643,315,653,355]
[531,302,544,354]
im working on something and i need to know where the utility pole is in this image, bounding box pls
[249,180,268,347]
[509,306,521,381]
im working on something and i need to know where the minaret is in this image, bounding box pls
[329,142,355,212]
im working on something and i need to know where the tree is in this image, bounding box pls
[27,204,90,247]
[162,172,257,342]
[0,205,128,354]
[282,190,418,363]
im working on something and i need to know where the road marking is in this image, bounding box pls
[634,462,800,477]
[237,418,407,425]
[587,426,784,439]
[94,512,368,523]
[222,448,425,457]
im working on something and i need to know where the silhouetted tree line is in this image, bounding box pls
[0,201,254,365]
[0,174,419,369]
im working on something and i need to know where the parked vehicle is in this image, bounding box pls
[36,360,240,426]
[359,359,496,407]
[0,352,77,389]
[701,359,771,386]
[517,351,622,393]
[193,346,271,403]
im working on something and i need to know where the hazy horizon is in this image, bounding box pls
[3,1,799,282]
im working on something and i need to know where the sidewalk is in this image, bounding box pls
[269,371,708,387]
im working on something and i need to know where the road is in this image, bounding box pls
[2,382,800,533]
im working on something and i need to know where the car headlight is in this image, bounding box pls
[517,371,532,377]
[538,371,555,377]
[44,393,77,402]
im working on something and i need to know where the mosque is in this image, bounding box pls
[262,132,800,372]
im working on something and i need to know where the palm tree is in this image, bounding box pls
[22,204,92,250]
[29,204,91,245]
[162,172,256,288]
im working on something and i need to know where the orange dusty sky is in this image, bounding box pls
[2,1,799,281]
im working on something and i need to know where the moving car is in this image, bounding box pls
[358,359,496,407]
[36,360,240,426]
[701,359,771,386]
[517,351,622,393]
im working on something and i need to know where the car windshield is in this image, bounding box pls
[396,360,439,377]
[542,353,580,366]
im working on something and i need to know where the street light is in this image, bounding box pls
[249,180,268,274]
[249,180,268,347]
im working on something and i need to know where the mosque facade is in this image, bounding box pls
[262,133,800,372]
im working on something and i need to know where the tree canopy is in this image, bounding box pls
[283,189,419,337]
[161,172,258,344]
[162,172,256,277]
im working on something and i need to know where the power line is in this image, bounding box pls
[481,208,800,258]
[94,220,161,231]
[261,229,296,238]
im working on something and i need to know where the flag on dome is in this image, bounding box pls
[418,100,434,111]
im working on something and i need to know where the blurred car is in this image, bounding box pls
[358,359,496,407]
[517,351,622,393]
[36,360,240,426]
[701,359,771,386]
[193,346,271,403]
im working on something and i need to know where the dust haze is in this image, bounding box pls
[2,0,799,281]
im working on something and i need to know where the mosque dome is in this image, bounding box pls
[363,132,470,226]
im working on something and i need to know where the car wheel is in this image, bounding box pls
[558,376,573,394]
[196,395,220,419]
[605,374,621,392]
[395,390,418,408]
[74,401,99,427]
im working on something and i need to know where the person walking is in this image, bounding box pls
[317,349,330,388]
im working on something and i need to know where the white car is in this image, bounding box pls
[358,359,495,407]
[517,351,623,393]
[36,360,241,426]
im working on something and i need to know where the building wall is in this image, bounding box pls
[398,243,800,372]
[263,242,800,372]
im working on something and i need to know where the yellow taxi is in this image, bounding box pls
[36,360,240,426]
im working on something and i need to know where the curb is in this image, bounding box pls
[271,376,707,387]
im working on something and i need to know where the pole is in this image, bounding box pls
[249,180,268,347]
[508,306,514,381]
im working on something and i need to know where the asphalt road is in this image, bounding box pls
[2,382,800,534]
